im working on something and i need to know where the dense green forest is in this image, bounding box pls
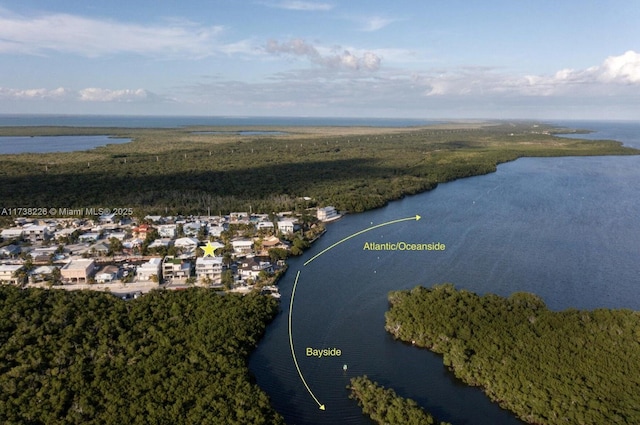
[385,284,640,424]
[0,286,284,425]
[0,122,637,216]
[348,375,452,425]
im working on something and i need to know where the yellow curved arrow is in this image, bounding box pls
[303,214,421,266]
[289,270,326,410]
[288,214,422,411]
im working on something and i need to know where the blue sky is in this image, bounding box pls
[1,1,639,119]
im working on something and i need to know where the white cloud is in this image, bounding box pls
[0,86,70,100]
[258,1,334,11]
[265,38,381,71]
[359,16,395,32]
[0,9,224,58]
[417,51,640,98]
[597,50,640,84]
[0,86,167,103]
[78,88,155,102]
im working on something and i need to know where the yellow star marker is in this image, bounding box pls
[202,241,217,257]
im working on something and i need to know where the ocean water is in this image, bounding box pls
[250,120,640,424]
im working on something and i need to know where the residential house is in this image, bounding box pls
[78,232,101,243]
[29,265,57,283]
[1,227,24,241]
[148,238,172,250]
[30,246,58,263]
[229,212,249,223]
[182,222,202,237]
[144,215,164,223]
[22,224,52,243]
[0,264,24,285]
[277,220,296,234]
[207,224,226,237]
[60,259,96,283]
[195,256,225,283]
[174,237,199,253]
[231,239,253,255]
[238,257,274,281]
[54,228,76,241]
[317,206,341,222]
[136,257,162,282]
[132,224,152,239]
[106,232,127,241]
[162,256,191,280]
[90,241,110,256]
[256,221,275,232]
[95,265,120,283]
[0,244,21,258]
[98,213,116,224]
[259,236,288,254]
[158,224,177,238]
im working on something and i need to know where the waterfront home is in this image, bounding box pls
[0,264,24,285]
[238,257,274,281]
[317,206,341,222]
[277,220,296,234]
[258,236,287,255]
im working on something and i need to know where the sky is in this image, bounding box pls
[1,0,639,119]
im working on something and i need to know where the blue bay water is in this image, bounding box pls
[250,120,640,424]
[0,135,132,154]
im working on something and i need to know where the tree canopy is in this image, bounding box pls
[0,123,636,217]
[0,286,284,425]
[385,284,640,424]
[348,375,452,425]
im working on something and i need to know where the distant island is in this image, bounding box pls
[384,284,640,424]
[1,121,637,220]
